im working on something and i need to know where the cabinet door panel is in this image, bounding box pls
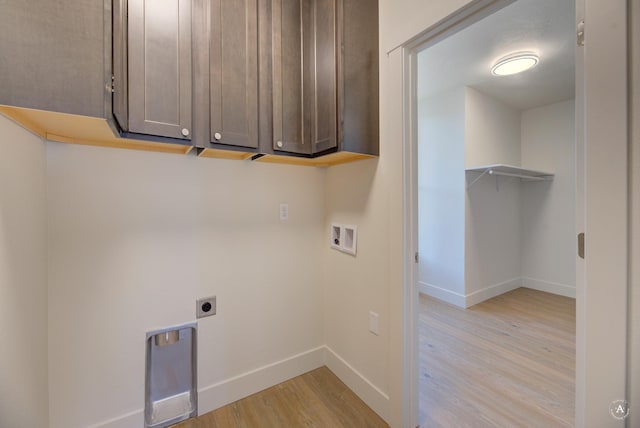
[210,0,259,148]
[128,0,192,139]
[273,0,308,154]
[311,0,337,153]
[273,0,337,155]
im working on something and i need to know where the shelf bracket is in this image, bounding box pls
[466,169,490,189]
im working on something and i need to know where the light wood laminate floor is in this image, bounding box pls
[419,288,576,428]
[175,366,388,428]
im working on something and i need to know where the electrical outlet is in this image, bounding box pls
[196,296,216,319]
[369,311,379,336]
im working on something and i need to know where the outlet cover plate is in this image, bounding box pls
[197,296,216,319]
[279,203,289,221]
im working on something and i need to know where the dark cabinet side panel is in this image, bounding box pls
[128,0,192,140]
[0,0,108,118]
[339,0,379,155]
[210,0,259,148]
[113,0,128,130]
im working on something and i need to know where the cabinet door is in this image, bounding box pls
[210,0,259,148]
[310,0,338,154]
[128,0,192,140]
[272,0,337,155]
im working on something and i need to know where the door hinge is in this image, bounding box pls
[414,252,419,263]
[106,75,115,93]
[577,20,585,47]
[578,232,585,259]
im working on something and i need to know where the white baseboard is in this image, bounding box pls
[324,346,390,422]
[418,281,466,307]
[418,279,522,308]
[198,346,326,415]
[522,277,576,298]
[85,346,389,428]
[88,347,325,428]
[419,277,575,309]
[86,408,142,428]
[465,278,523,307]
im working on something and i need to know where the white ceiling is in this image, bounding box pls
[417,0,575,111]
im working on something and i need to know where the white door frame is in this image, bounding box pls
[399,1,629,427]
[575,0,628,426]
[629,1,640,425]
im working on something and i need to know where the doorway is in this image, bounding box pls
[399,0,629,427]
[414,0,576,424]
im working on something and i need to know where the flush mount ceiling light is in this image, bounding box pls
[491,53,539,76]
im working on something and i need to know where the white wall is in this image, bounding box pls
[379,0,473,52]
[323,2,501,421]
[334,1,629,427]
[464,88,522,302]
[418,89,574,306]
[464,87,521,168]
[417,89,466,300]
[46,143,326,428]
[417,86,524,308]
[0,115,48,428]
[323,158,391,418]
[521,99,576,297]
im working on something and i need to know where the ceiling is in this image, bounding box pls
[417,0,575,111]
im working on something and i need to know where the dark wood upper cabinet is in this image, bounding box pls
[1,0,377,163]
[209,0,260,149]
[0,0,110,118]
[124,0,193,141]
[272,0,338,155]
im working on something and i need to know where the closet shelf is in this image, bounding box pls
[466,164,554,189]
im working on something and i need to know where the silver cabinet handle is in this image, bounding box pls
[181,128,190,137]
[214,132,222,140]
[276,141,283,148]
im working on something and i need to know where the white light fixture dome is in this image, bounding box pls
[491,52,539,76]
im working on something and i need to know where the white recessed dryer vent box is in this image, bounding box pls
[330,224,357,256]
